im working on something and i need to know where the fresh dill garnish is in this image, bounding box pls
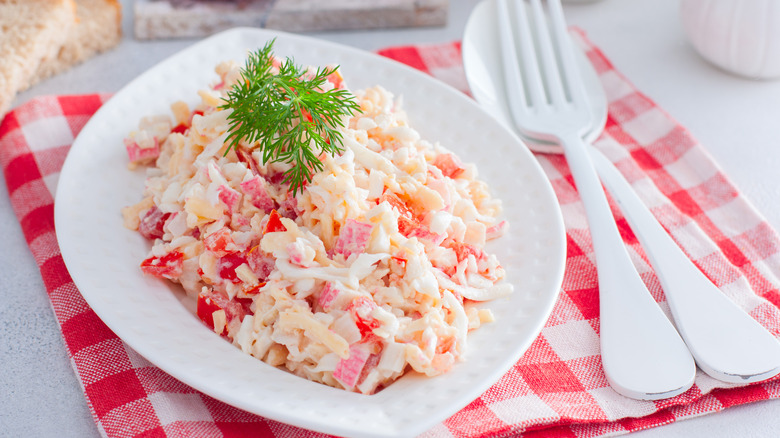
[220,39,361,195]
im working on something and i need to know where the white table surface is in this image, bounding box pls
[3,0,780,437]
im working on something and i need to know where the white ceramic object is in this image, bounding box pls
[680,0,780,79]
[489,0,696,400]
[588,151,780,384]
[465,0,780,390]
[462,0,607,152]
[54,28,567,438]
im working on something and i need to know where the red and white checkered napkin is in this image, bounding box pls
[3,32,780,438]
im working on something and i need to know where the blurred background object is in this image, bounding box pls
[0,0,121,117]
[134,0,449,39]
[680,0,780,79]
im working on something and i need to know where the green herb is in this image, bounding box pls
[220,39,361,195]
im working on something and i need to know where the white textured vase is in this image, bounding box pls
[680,0,780,79]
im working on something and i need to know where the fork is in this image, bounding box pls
[495,0,696,399]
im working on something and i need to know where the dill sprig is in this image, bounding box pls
[220,39,361,195]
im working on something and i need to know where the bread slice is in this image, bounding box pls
[0,0,122,117]
[0,0,77,116]
[33,0,123,85]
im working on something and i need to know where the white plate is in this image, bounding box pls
[54,28,566,438]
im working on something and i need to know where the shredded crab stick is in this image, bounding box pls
[122,58,511,394]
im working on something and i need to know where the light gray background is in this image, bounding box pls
[3,0,780,437]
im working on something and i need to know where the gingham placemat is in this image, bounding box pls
[3,31,780,438]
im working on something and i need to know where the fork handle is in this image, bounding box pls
[559,132,696,400]
[588,147,780,383]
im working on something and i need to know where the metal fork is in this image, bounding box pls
[496,0,696,400]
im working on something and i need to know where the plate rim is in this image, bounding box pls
[54,26,566,438]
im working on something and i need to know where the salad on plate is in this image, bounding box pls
[121,41,512,395]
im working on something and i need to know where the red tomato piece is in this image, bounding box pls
[196,288,253,336]
[217,253,248,283]
[379,192,422,237]
[171,123,188,135]
[204,227,239,257]
[196,289,225,333]
[138,207,170,240]
[140,251,184,279]
[300,107,314,123]
[327,70,344,89]
[379,192,415,220]
[347,296,381,339]
[243,282,266,296]
[397,215,419,238]
[263,209,287,234]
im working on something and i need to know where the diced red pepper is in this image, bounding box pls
[140,250,184,279]
[263,209,287,234]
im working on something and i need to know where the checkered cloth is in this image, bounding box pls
[3,31,780,438]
